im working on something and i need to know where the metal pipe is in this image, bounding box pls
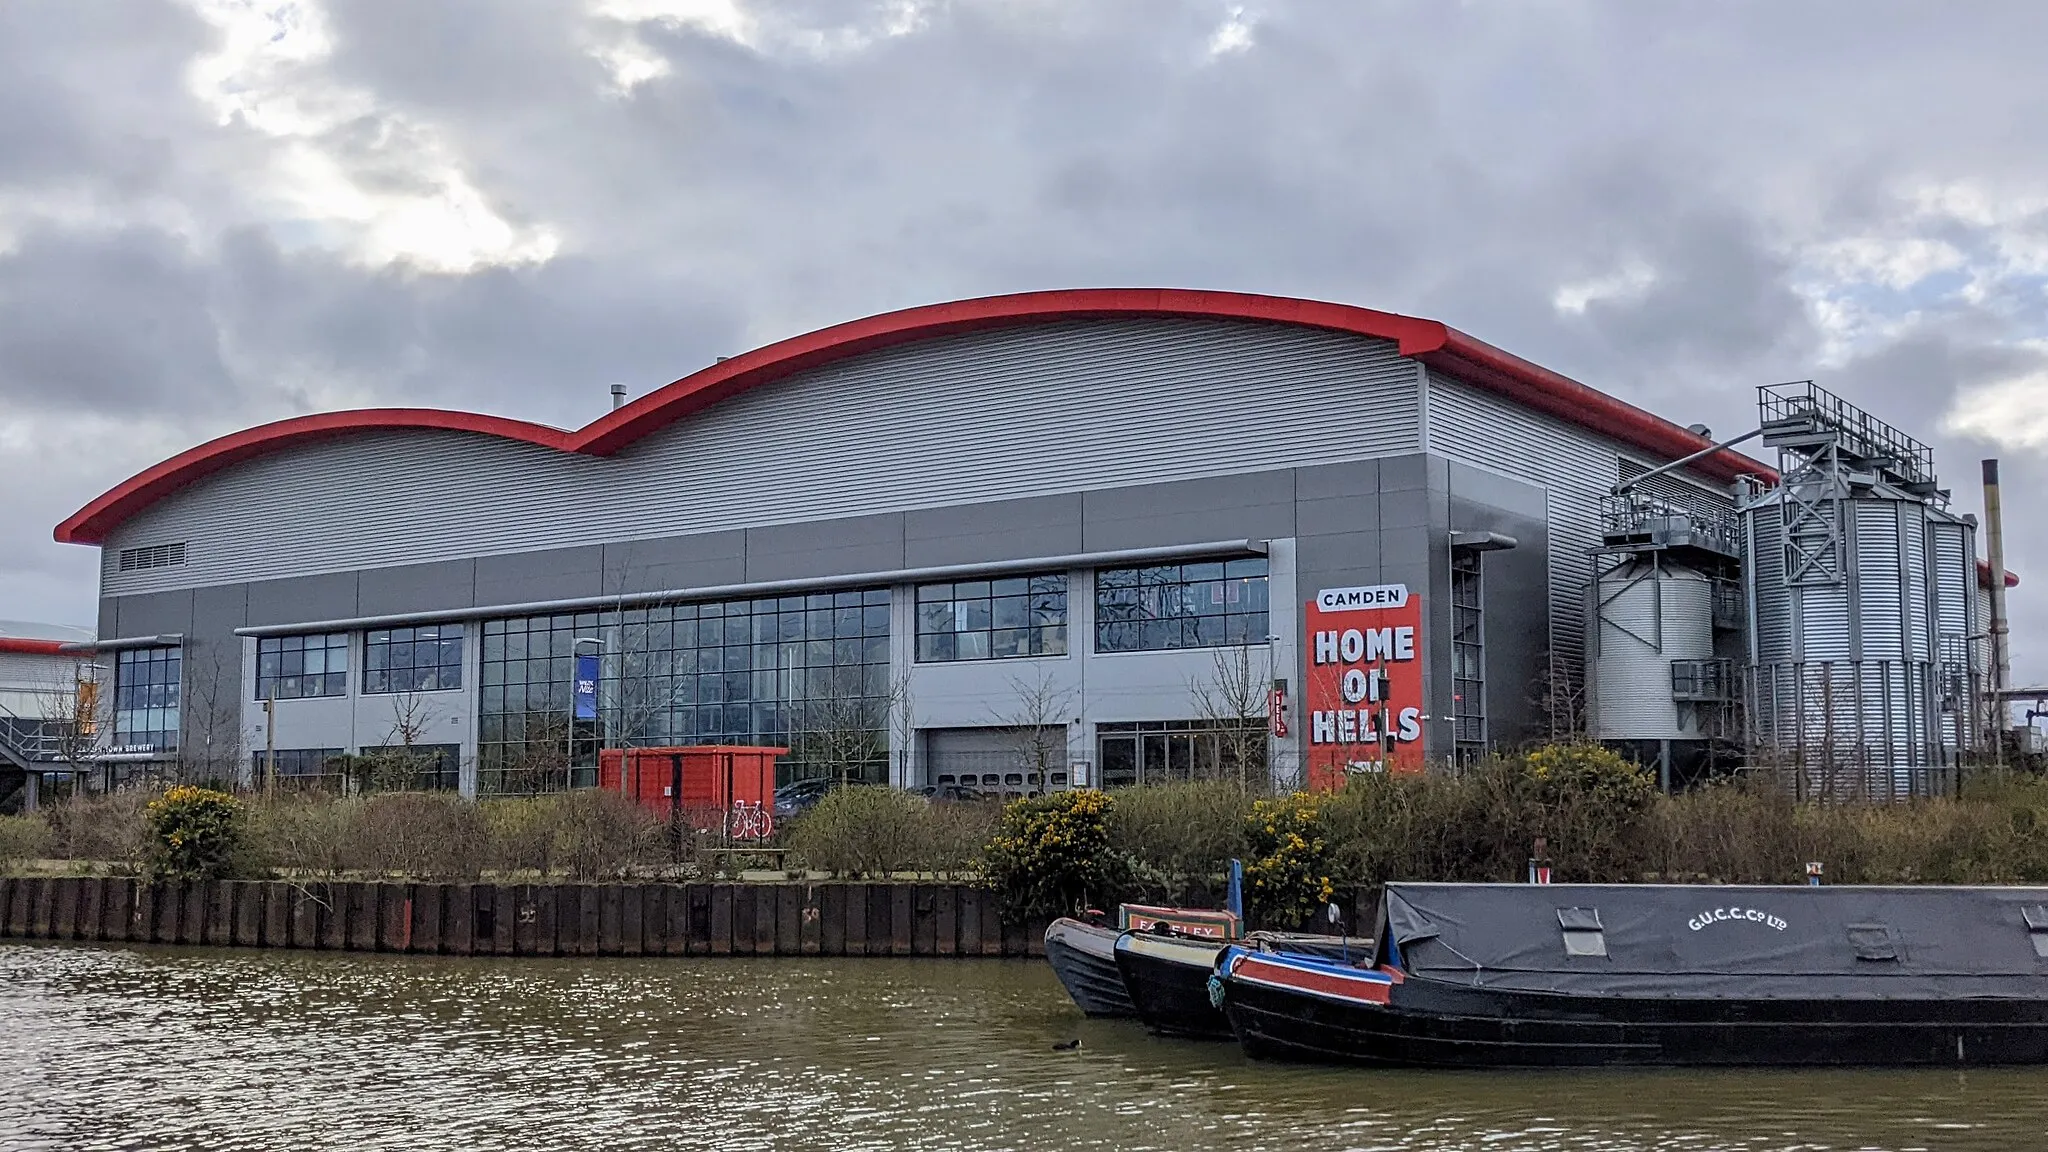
[1612,427,1766,496]
[1983,459,2011,763]
[609,383,628,410]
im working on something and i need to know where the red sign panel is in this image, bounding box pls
[1304,584,1426,790]
[1268,685,1288,738]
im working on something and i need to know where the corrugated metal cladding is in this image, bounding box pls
[1746,487,1976,765]
[1424,372,1732,665]
[102,318,1423,594]
[1589,561,1716,741]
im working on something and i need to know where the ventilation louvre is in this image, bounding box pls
[117,542,187,572]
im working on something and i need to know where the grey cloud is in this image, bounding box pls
[2,0,2047,673]
[0,225,244,417]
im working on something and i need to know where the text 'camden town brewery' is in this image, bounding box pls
[1304,584,1425,789]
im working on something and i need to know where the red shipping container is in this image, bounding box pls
[598,745,787,838]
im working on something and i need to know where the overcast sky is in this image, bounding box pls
[4,1,2047,676]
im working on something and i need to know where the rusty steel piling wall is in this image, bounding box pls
[0,877,1052,959]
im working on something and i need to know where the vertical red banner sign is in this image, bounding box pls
[1304,584,1426,790]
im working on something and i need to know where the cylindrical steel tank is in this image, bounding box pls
[1589,557,1716,741]
[1744,486,1977,771]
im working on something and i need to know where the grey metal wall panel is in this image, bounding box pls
[1296,493,1380,538]
[358,559,478,617]
[1295,530,1384,577]
[1294,459,1382,501]
[473,545,604,606]
[1081,470,1296,552]
[601,531,748,595]
[744,514,906,584]
[1447,461,1551,744]
[903,494,1083,570]
[101,318,1422,596]
[246,572,359,629]
[113,590,193,638]
[1425,372,1734,667]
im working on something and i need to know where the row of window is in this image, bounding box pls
[255,626,465,701]
[108,559,1275,755]
[247,558,1275,703]
[251,745,462,791]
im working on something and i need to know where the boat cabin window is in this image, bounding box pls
[1846,923,1899,962]
[2024,906,2048,959]
[1557,907,1606,957]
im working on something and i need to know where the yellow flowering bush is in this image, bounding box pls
[982,789,1120,922]
[144,785,244,880]
[1526,742,1656,814]
[1244,792,1335,929]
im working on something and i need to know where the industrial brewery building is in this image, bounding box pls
[43,289,2000,798]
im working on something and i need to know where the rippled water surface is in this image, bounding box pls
[2,943,2044,1150]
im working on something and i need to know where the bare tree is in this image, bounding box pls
[993,667,1075,789]
[1531,649,1589,741]
[31,657,105,779]
[792,665,898,787]
[891,668,918,787]
[352,691,453,792]
[1187,644,1272,791]
[181,647,245,788]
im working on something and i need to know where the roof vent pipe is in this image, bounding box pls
[609,383,627,410]
[1686,423,1712,438]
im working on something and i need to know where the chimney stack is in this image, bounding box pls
[1983,458,2011,759]
[610,383,628,411]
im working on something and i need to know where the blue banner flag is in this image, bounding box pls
[573,652,599,720]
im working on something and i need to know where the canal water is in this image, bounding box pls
[1,943,2042,1151]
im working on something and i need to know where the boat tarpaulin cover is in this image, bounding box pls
[1382,883,2048,999]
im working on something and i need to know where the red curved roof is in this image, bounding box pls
[57,288,1772,546]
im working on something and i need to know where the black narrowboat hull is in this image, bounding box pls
[1113,934,1232,1040]
[1225,967,2048,1068]
[1044,919,1135,1018]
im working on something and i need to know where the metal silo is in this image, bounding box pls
[1588,494,1743,789]
[1744,381,1976,796]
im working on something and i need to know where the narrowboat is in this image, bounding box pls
[1217,882,2048,1067]
[1046,904,1244,1019]
[1044,917,1135,1017]
[1114,929,1372,1040]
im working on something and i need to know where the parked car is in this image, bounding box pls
[772,777,836,818]
[919,784,986,803]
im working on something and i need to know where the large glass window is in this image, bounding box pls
[477,589,893,793]
[251,748,345,784]
[1095,557,1269,652]
[113,646,181,752]
[1453,551,1485,748]
[361,743,461,792]
[255,633,349,700]
[1096,720,1268,789]
[916,574,1067,661]
[364,625,463,694]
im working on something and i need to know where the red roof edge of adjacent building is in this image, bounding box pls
[55,288,1778,546]
[0,638,85,657]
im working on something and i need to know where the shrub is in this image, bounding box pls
[144,786,244,880]
[788,786,939,877]
[0,813,51,868]
[346,792,490,880]
[1523,743,1658,882]
[1244,793,1335,929]
[982,790,1119,922]
[1107,781,1253,905]
[543,789,667,880]
[242,792,356,877]
[43,791,151,869]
